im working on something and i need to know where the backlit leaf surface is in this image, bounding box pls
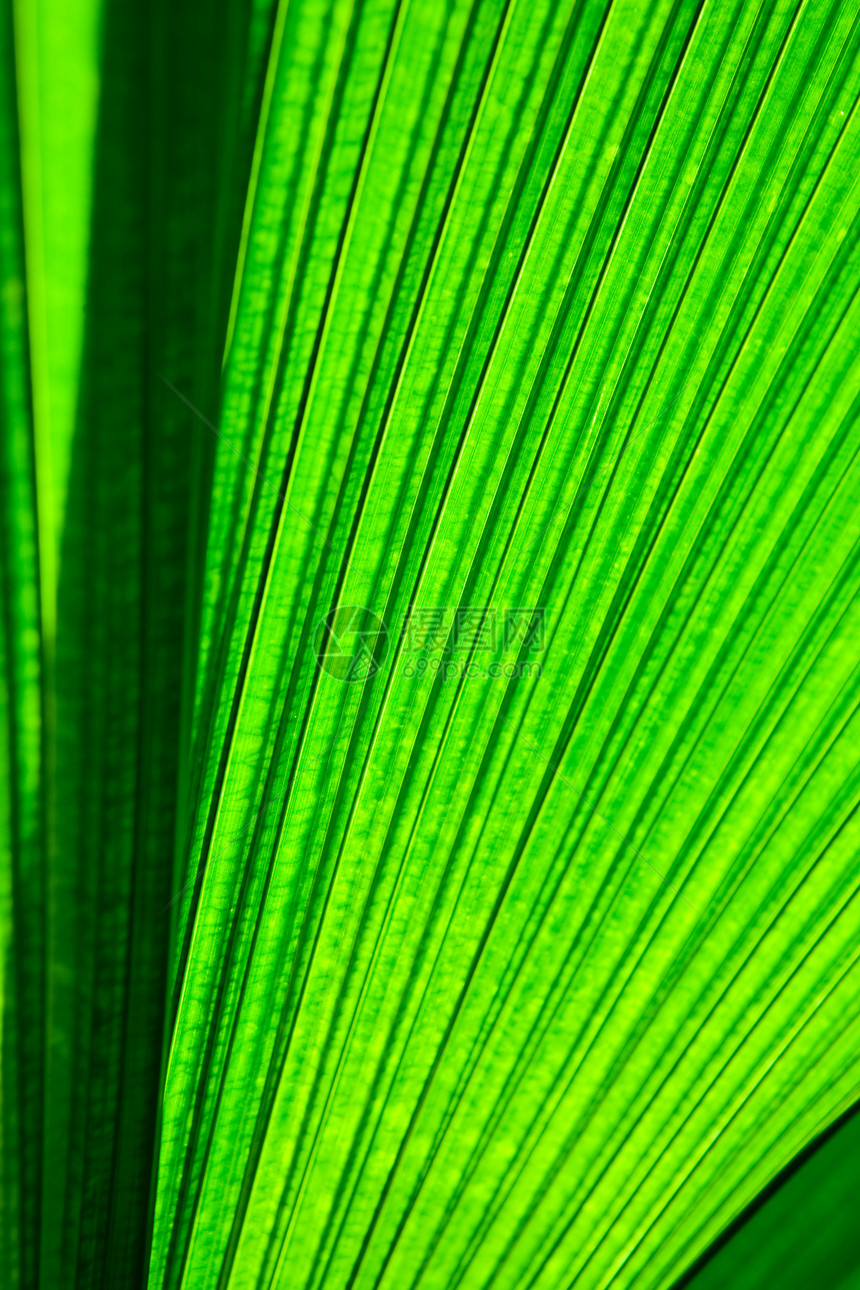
[2,1,860,1287]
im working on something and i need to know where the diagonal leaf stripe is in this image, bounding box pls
[2,0,860,1288]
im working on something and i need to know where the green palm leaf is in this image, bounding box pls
[2,1,860,1287]
[676,1102,860,1290]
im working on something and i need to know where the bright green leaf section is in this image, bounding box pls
[3,1,860,1289]
[1,2,43,1284]
[11,0,102,639]
[2,0,278,1284]
[152,0,860,1287]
